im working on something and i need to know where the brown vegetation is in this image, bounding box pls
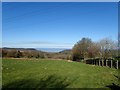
[1,48,72,60]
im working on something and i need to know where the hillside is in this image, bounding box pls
[2,58,119,88]
[1,48,72,60]
[2,47,43,52]
[59,49,72,54]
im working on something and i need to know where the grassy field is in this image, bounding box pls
[2,58,119,89]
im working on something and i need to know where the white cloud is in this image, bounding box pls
[2,41,73,48]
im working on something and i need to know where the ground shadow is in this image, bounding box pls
[106,75,120,90]
[106,83,120,90]
[2,75,72,89]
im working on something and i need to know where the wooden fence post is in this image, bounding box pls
[111,60,112,68]
[106,60,108,67]
[102,59,105,66]
[116,60,118,69]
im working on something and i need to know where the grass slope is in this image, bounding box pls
[2,58,119,88]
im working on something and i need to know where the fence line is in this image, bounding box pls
[84,58,119,69]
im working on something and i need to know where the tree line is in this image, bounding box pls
[72,37,119,61]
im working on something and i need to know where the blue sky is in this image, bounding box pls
[2,2,118,48]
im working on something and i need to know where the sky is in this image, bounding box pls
[1,0,120,2]
[2,2,118,48]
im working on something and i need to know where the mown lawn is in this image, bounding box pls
[2,58,119,89]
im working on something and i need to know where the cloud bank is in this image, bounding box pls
[2,41,73,48]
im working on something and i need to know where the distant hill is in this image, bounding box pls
[2,47,45,53]
[59,49,72,54]
[2,47,72,53]
[2,47,37,51]
[1,47,72,60]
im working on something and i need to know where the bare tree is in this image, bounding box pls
[96,38,118,59]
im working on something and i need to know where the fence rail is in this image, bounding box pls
[84,58,120,69]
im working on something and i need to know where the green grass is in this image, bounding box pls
[2,58,119,89]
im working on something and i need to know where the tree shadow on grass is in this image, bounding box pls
[106,83,120,90]
[106,75,120,90]
[2,75,72,90]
